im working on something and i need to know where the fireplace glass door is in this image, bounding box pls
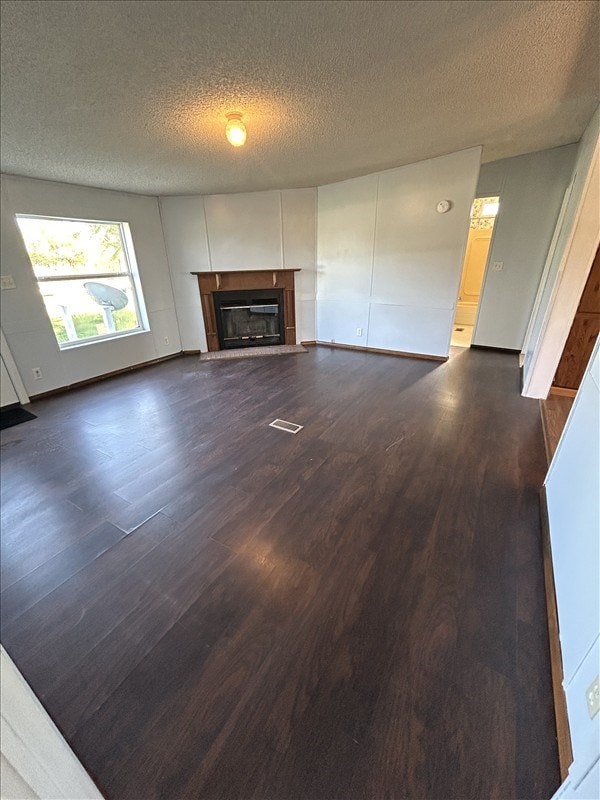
[214,289,284,349]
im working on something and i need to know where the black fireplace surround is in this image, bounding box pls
[213,289,285,349]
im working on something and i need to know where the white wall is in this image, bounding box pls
[0,355,19,407]
[159,188,316,350]
[547,340,600,799]
[1,646,103,799]
[473,145,577,350]
[316,147,481,357]
[1,328,29,404]
[522,108,600,398]
[0,175,181,396]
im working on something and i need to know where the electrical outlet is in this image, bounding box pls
[356,327,363,336]
[0,275,16,289]
[492,261,504,272]
[164,336,169,345]
[586,675,599,719]
[32,367,43,380]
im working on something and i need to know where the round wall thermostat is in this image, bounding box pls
[436,200,452,213]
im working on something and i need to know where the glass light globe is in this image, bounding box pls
[225,114,247,147]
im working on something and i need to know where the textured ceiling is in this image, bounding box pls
[1,0,598,196]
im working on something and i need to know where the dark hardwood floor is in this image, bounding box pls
[1,347,560,800]
[540,393,574,465]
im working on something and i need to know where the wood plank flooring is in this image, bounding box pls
[540,394,574,464]
[0,347,560,799]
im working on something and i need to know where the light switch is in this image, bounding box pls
[0,275,16,289]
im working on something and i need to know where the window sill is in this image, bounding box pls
[58,328,148,350]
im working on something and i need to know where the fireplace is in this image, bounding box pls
[214,289,284,349]
[192,269,300,352]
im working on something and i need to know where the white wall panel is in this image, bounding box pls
[568,760,599,799]
[316,299,370,346]
[296,285,316,341]
[4,330,67,395]
[147,308,181,358]
[281,188,317,341]
[0,357,19,407]
[159,195,211,351]
[297,298,316,344]
[317,174,377,300]
[564,637,600,773]
[473,144,577,351]
[158,196,209,319]
[167,270,201,318]
[367,303,454,356]
[316,148,481,356]
[372,149,478,310]
[172,302,208,352]
[59,333,157,386]
[281,189,316,273]
[204,191,282,270]
[0,191,47,336]
[0,329,28,404]
[167,272,205,351]
[545,341,599,798]
[475,159,506,196]
[158,196,211,274]
[546,343,600,682]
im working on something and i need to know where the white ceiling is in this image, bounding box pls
[1,0,598,196]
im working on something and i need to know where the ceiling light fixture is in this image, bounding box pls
[481,201,500,216]
[225,113,247,147]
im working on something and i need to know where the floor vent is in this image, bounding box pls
[269,419,303,434]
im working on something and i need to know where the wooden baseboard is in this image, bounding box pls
[539,400,553,466]
[539,486,573,781]
[313,341,447,362]
[549,386,578,398]
[29,353,184,400]
[300,341,316,347]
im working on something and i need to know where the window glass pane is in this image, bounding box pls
[40,277,140,344]
[15,215,147,348]
[16,217,128,278]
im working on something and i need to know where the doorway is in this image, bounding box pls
[552,244,600,394]
[451,196,500,347]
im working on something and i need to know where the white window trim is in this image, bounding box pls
[16,214,149,350]
[58,327,148,350]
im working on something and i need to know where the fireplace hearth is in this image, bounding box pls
[214,289,284,349]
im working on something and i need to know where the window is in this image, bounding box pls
[16,215,147,348]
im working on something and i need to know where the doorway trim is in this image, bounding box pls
[453,195,501,348]
[522,135,600,399]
